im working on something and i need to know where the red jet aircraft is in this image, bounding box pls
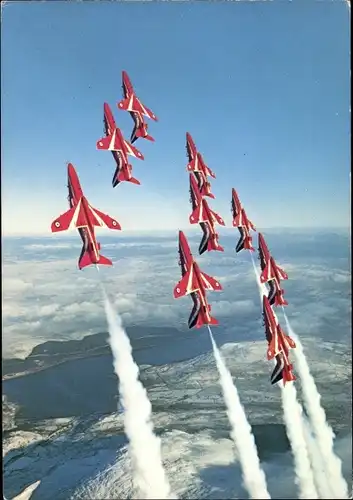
[173,231,222,329]
[51,163,121,269]
[186,132,216,199]
[117,71,157,143]
[96,103,144,187]
[231,188,256,253]
[189,173,224,254]
[258,233,289,307]
[263,296,296,385]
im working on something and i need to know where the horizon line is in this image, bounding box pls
[2,225,350,239]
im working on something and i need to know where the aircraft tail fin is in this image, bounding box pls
[135,127,154,142]
[274,293,289,307]
[283,365,296,385]
[195,314,218,329]
[78,251,112,270]
[207,238,224,253]
[98,254,113,267]
[113,166,141,187]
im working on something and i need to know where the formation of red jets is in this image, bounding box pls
[50,71,295,386]
[174,135,296,386]
[51,71,157,268]
[96,71,157,187]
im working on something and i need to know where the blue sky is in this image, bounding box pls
[2,1,350,235]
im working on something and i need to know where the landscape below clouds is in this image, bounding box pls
[2,228,351,499]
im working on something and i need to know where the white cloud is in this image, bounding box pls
[212,299,255,317]
[2,278,34,295]
[284,263,351,284]
[5,320,42,335]
[1,244,186,357]
[23,243,81,251]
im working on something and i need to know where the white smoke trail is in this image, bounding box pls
[251,251,347,497]
[302,417,334,499]
[279,383,318,499]
[10,481,41,500]
[208,327,271,499]
[101,286,174,499]
[249,253,318,498]
[282,313,349,499]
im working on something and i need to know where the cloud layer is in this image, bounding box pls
[2,230,350,359]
